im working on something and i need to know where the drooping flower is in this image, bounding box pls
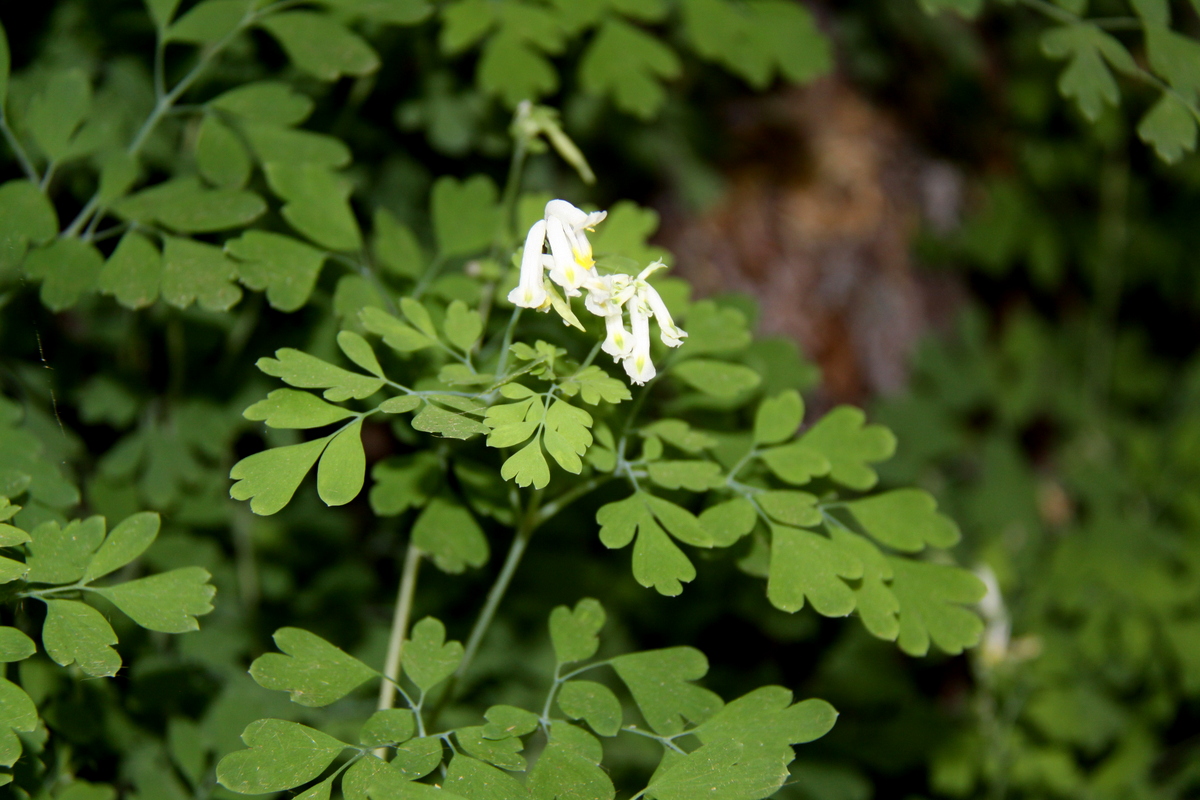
[508,199,687,385]
[507,219,551,310]
[602,310,634,359]
[622,296,656,385]
[545,199,606,269]
[545,214,589,297]
[636,262,688,348]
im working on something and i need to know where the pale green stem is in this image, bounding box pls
[65,3,267,238]
[378,542,422,713]
[0,117,40,184]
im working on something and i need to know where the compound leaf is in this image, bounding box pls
[360,709,416,747]
[549,598,605,665]
[82,511,160,582]
[412,497,488,573]
[413,404,490,440]
[98,231,161,309]
[845,489,961,553]
[259,11,380,80]
[230,435,331,515]
[0,629,34,663]
[501,439,551,489]
[24,238,103,311]
[244,389,356,429]
[216,719,347,794]
[767,524,863,617]
[610,647,722,736]
[25,516,105,584]
[0,679,37,768]
[754,390,804,446]
[672,359,762,399]
[316,419,365,506]
[258,348,384,401]
[95,566,215,633]
[403,617,463,693]
[196,114,251,188]
[446,755,530,800]
[226,230,327,312]
[797,406,895,490]
[597,494,696,595]
[250,627,379,707]
[431,174,500,257]
[161,236,243,312]
[579,18,680,120]
[42,599,121,677]
[889,558,986,656]
[557,681,622,737]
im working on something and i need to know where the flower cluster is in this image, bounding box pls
[508,200,687,385]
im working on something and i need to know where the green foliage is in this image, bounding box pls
[216,599,839,800]
[0,2,1105,798]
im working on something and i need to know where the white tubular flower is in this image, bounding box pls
[602,311,634,359]
[640,282,687,348]
[507,219,550,310]
[546,199,606,272]
[545,215,588,297]
[622,297,656,385]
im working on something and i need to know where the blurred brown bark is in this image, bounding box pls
[658,77,967,405]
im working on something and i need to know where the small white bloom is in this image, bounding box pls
[602,311,634,359]
[545,215,588,297]
[640,282,687,348]
[622,297,656,385]
[546,199,605,273]
[507,219,550,310]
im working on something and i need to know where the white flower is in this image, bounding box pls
[545,214,589,297]
[602,310,634,359]
[622,297,656,385]
[546,199,606,268]
[508,198,687,386]
[640,284,686,347]
[507,219,551,310]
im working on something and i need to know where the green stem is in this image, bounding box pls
[427,491,542,725]
[457,496,540,678]
[496,137,529,250]
[0,117,40,184]
[493,307,523,377]
[65,4,261,238]
[535,475,612,524]
[378,542,423,713]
